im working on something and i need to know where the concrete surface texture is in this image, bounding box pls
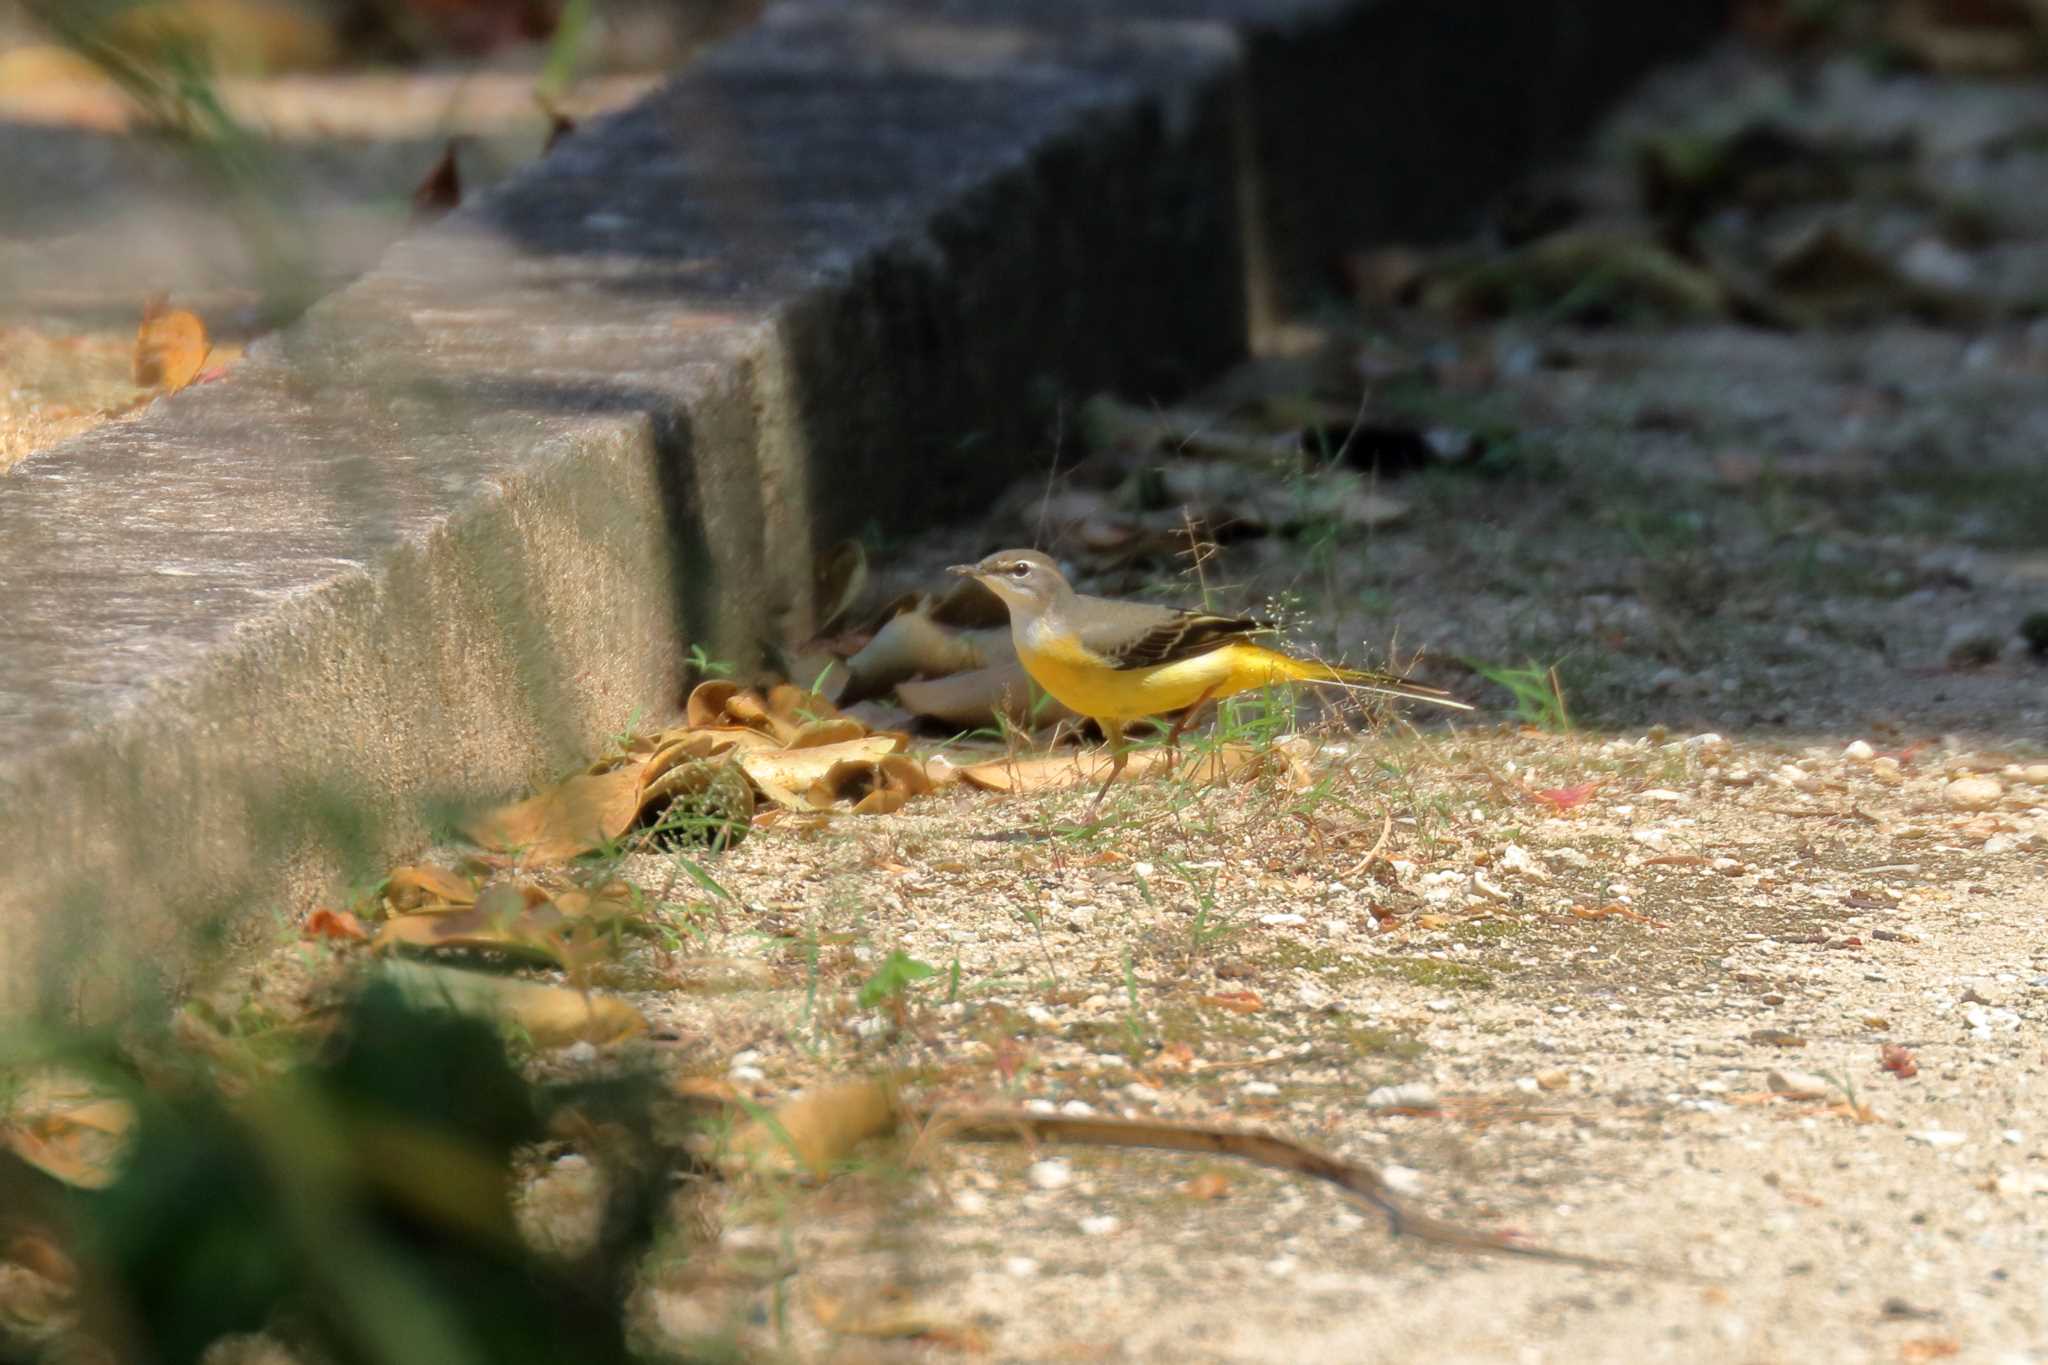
[0,0,1721,1016]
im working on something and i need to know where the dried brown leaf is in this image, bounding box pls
[735,736,902,808]
[385,863,479,911]
[411,138,463,221]
[728,1080,898,1179]
[462,765,646,864]
[840,610,1006,706]
[303,907,370,942]
[133,294,210,391]
[0,1073,135,1189]
[809,753,933,815]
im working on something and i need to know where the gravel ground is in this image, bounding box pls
[590,725,2047,1365]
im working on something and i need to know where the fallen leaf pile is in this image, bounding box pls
[462,681,944,870]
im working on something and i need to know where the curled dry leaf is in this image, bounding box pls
[380,960,645,1048]
[735,734,904,809]
[373,879,641,968]
[463,765,645,865]
[384,863,479,911]
[133,294,210,391]
[685,680,845,744]
[411,138,463,221]
[303,907,370,942]
[839,609,1008,706]
[726,1079,897,1180]
[0,1072,136,1190]
[811,753,933,815]
[637,756,754,850]
[813,538,869,633]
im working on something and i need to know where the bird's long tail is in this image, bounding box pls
[1252,647,1473,711]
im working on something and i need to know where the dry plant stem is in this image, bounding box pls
[1343,804,1395,881]
[916,1108,1670,1276]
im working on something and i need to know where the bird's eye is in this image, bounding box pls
[1008,564,1030,578]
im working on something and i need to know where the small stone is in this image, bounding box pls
[1240,1080,1280,1097]
[1908,1130,1967,1149]
[1535,1069,1570,1091]
[1761,992,1785,1005]
[1027,1160,1073,1191]
[1379,1164,1425,1196]
[1640,788,1688,803]
[1871,756,1904,785]
[1902,237,1976,291]
[1366,1082,1438,1109]
[1500,843,1549,879]
[1686,733,1728,751]
[2019,764,2048,787]
[1767,1069,1831,1098]
[1843,740,1875,762]
[561,1040,598,1065]
[1005,1256,1041,1277]
[1078,1215,1120,1236]
[1946,776,2002,811]
[1944,626,2002,670]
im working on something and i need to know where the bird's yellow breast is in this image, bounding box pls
[1015,637,1282,721]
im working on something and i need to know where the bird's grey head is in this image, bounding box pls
[948,548,1066,617]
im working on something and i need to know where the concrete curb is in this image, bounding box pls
[0,0,1720,1015]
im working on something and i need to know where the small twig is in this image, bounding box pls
[1343,804,1395,881]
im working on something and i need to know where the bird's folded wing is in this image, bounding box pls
[1077,601,1269,671]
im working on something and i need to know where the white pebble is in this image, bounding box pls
[1380,1164,1426,1196]
[1843,740,1875,761]
[1005,1256,1040,1277]
[1027,1160,1073,1190]
[1078,1215,1120,1236]
[1367,1082,1437,1109]
[1240,1080,1280,1097]
[1946,776,2002,811]
[1909,1130,1968,1149]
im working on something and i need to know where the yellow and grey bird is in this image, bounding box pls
[951,548,1472,812]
